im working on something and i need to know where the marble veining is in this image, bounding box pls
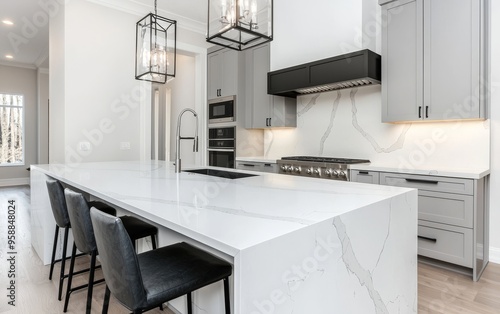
[319,91,341,155]
[350,88,412,154]
[333,216,389,314]
[297,94,321,117]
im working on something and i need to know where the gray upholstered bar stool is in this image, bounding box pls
[45,179,116,301]
[63,188,159,314]
[90,207,233,314]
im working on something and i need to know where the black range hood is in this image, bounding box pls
[267,49,381,98]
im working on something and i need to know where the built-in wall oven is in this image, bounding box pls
[208,95,236,124]
[208,126,235,168]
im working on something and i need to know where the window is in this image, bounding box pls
[0,94,24,165]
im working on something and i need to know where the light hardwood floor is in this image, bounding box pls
[1,185,500,313]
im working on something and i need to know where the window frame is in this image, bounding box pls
[0,93,26,167]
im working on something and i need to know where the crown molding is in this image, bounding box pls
[0,61,37,70]
[38,68,50,74]
[86,0,206,35]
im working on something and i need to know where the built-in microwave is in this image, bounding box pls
[208,95,236,124]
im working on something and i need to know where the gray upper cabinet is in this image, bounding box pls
[380,0,487,122]
[381,0,423,122]
[208,47,238,99]
[244,44,297,129]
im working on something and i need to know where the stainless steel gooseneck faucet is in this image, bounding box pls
[175,108,199,173]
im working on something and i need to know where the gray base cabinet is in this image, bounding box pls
[244,44,297,129]
[350,170,380,184]
[235,161,278,173]
[380,0,487,122]
[352,169,489,281]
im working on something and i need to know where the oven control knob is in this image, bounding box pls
[294,167,301,173]
[281,165,287,171]
[306,167,313,175]
[325,169,332,176]
[333,170,340,177]
[339,171,347,179]
[288,166,294,173]
[314,168,321,176]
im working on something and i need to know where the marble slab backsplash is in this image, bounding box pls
[264,85,490,171]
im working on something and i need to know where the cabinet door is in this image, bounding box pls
[381,0,423,122]
[249,44,272,128]
[424,0,481,120]
[351,170,380,184]
[208,52,222,100]
[220,49,238,97]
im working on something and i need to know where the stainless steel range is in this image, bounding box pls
[277,156,370,181]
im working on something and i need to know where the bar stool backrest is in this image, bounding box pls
[46,180,70,228]
[89,207,148,309]
[64,189,97,254]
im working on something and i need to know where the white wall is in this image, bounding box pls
[488,0,500,261]
[0,65,37,184]
[37,69,49,164]
[271,0,381,70]
[48,4,65,163]
[63,0,148,163]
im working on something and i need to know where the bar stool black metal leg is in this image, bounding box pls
[151,234,157,249]
[58,227,70,301]
[49,225,59,280]
[187,292,193,314]
[86,250,97,314]
[63,243,77,312]
[102,285,110,314]
[224,277,230,314]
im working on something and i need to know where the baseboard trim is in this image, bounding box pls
[0,178,30,187]
[489,247,500,264]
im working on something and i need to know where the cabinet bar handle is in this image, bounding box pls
[418,106,422,118]
[425,106,429,118]
[418,236,437,243]
[269,118,272,126]
[405,178,438,184]
[359,171,369,175]
[242,164,256,167]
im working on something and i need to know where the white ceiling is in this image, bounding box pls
[0,0,206,69]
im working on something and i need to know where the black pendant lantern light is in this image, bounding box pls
[207,0,273,51]
[135,0,177,84]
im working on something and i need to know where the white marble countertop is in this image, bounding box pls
[350,163,490,179]
[235,156,278,163]
[32,161,413,256]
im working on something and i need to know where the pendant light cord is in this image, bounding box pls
[154,0,157,15]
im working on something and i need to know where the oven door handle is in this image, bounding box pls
[207,148,235,152]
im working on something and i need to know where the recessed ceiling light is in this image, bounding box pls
[5,55,13,59]
[2,20,14,26]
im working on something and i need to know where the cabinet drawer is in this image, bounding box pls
[418,221,473,268]
[235,161,278,173]
[380,172,473,195]
[419,191,473,228]
[350,170,380,184]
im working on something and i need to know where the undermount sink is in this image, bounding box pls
[183,168,258,179]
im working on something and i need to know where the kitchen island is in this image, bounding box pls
[30,161,418,314]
